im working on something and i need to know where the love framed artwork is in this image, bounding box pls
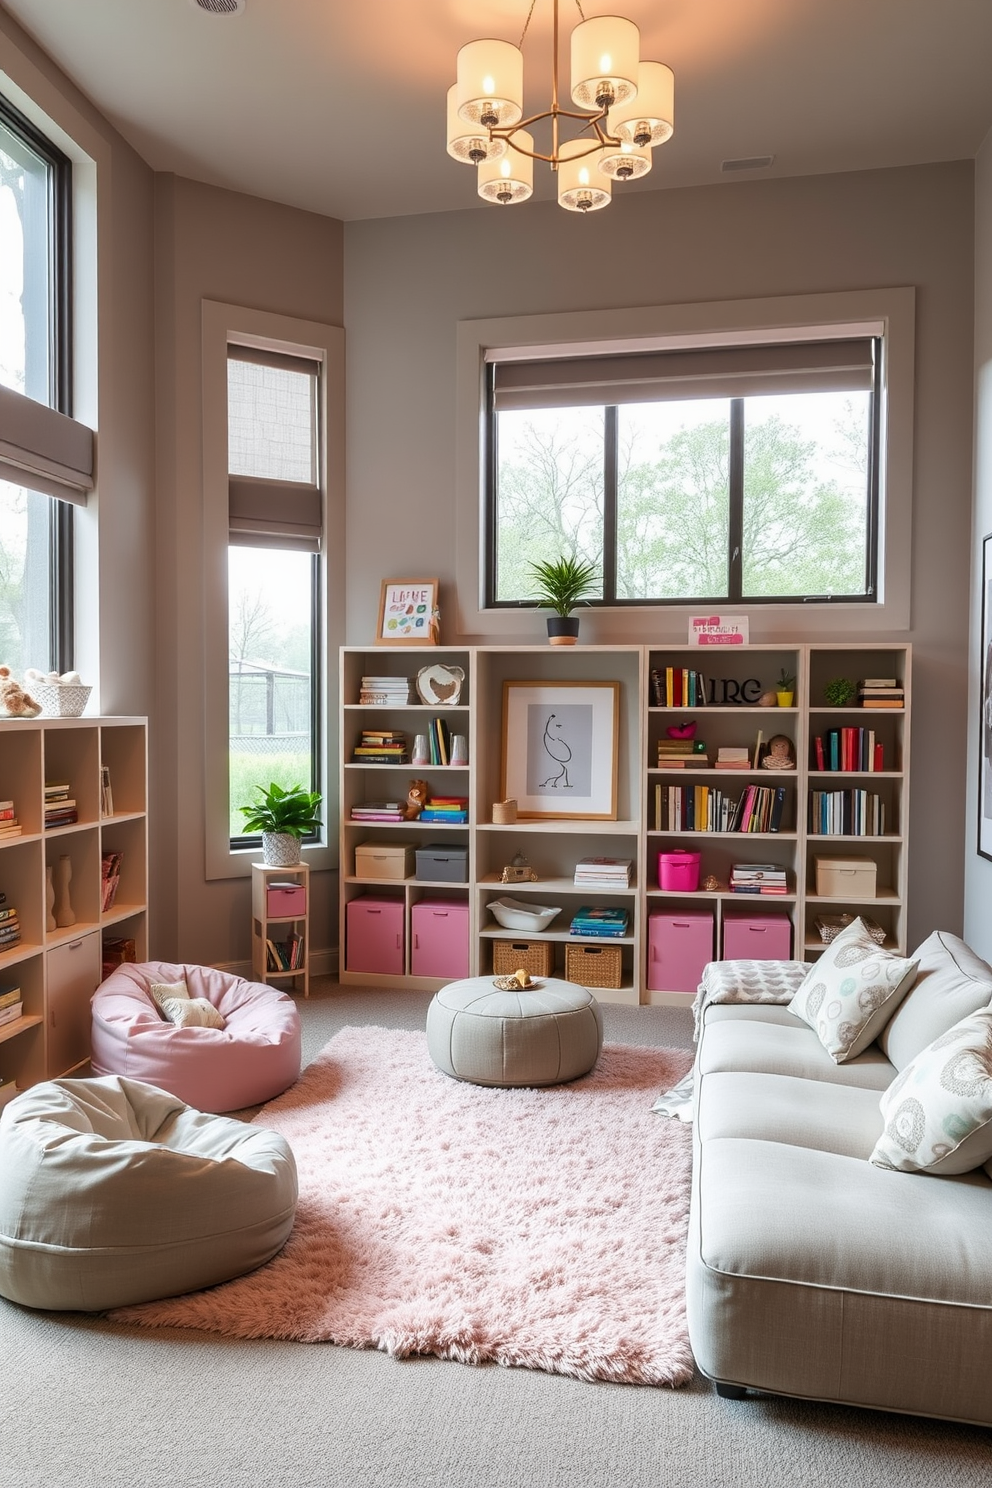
[501,680,619,820]
[375,579,439,645]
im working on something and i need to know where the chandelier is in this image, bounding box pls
[446,0,674,212]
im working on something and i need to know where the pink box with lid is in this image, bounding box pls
[266,882,307,917]
[346,897,404,975]
[648,910,714,994]
[722,911,793,962]
[411,900,469,980]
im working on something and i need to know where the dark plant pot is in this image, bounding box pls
[547,615,580,646]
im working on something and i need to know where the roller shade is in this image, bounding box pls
[227,345,322,550]
[228,475,322,552]
[491,337,876,411]
[0,380,94,505]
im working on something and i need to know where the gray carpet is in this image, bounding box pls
[3,982,989,1488]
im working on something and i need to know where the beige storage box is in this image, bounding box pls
[354,841,416,881]
[814,855,877,899]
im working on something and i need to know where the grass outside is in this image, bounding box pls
[229,749,313,838]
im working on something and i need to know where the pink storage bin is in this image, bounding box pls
[267,883,306,916]
[411,900,469,980]
[346,897,404,975]
[722,912,793,962]
[648,911,714,993]
[658,850,701,892]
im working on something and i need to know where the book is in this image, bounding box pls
[100,764,114,817]
[0,985,21,1009]
[860,699,903,709]
[0,1000,23,1026]
[752,729,763,768]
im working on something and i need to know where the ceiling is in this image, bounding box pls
[4,0,992,222]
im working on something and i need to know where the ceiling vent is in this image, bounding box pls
[190,0,245,15]
[721,155,775,172]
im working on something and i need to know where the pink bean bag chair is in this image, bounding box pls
[90,961,302,1112]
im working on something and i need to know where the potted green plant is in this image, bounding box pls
[824,677,857,708]
[528,555,599,645]
[776,667,796,707]
[239,782,323,866]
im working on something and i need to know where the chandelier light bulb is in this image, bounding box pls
[607,61,675,147]
[598,137,652,181]
[570,16,639,111]
[457,39,524,129]
[446,84,508,165]
[557,138,612,212]
[478,132,534,204]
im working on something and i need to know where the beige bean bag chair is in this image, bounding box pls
[0,1075,297,1311]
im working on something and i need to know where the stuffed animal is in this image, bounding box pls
[401,779,429,820]
[24,668,81,687]
[0,666,41,717]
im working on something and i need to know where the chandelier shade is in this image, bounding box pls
[607,61,675,146]
[456,39,524,129]
[598,137,652,181]
[478,132,535,203]
[570,16,639,110]
[557,139,612,212]
[446,85,508,164]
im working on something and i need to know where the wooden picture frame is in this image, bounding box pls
[501,680,620,820]
[979,535,992,860]
[375,579,439,646]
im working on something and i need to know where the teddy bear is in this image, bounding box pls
[0,666,42,717]
[401,779,429,820]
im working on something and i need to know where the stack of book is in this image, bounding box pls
[859,678,904,709]
[0,983,22,1027]
[359,675,410,705]
[0,897,20,951]
[266,929,305,972]
[350,800,406,822]
[0,800,21,839]
[813,728,884,772]
[573,856,633,890]
[809,789,885,837]
[650,667,709,707]
[656,782,787,833]
[729,863,789,895]
[101,851,123,912]
[419,795,468,824]
[102,936,136,980]
[352,730,408,764]
[569,905,629,937]
[44,782,77,828]
[656,737,709,767]
[426,716,451,765]
[715,747,751,771]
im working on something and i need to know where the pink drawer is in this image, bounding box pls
[648,911,714,994]
[411,900,469,980]
[346,897,404,976]
[722,912,792,962]
[267,883,306,916]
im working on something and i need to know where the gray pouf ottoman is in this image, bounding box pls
[426,976,603,1087]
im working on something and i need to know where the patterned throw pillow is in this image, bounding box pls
[870,1006,992,1174]
[149,978,226,1030]
[789,918,918,1062]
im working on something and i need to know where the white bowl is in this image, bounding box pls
[33,684,92,718]
[487,897,561,932]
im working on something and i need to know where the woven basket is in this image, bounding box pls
[565,942,623,989]
[814,913,886,946]
[33,683,92,718]
[492,938,555,979]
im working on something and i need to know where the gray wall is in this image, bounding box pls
[965,134,992,956]
[345,163,976,948]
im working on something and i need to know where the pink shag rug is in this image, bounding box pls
[111,1026,694,1386]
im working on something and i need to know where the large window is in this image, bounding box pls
[486,337,880,607]
[227,347,322,845]
[0,93,75,672]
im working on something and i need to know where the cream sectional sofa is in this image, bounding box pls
[685,930,992,1425]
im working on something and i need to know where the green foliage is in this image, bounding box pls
[238,779,322,838]
[777,667,796,691]
[229,751,310,836]
[824,676,857,707]
[527,555,600,616]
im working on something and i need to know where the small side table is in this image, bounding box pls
[250,862,310,997]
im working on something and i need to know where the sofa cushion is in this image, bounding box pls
[789,919,918,1062]
[697,1070,884,1159]
[870,1006,992,1174]
[696,1016,896,1089]
[879,931,992,1072]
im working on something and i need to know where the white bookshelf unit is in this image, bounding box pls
[339,644,910,1007]
[0,716,148,1095]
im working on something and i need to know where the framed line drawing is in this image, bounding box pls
[375,579,439,645]
[501,680,620,820]
[980,535,992,859]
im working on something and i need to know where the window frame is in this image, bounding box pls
[0,88,76,672]
[483,345,883,608]
[201,300,344,882]
[454,289,915,641]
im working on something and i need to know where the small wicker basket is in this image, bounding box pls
[565,942,623,989]
[814,913,886,946]
[492,799,518,824]
[33,683,92,718]
[492,938,555,979]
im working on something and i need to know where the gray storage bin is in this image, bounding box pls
[415,844,469,882]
